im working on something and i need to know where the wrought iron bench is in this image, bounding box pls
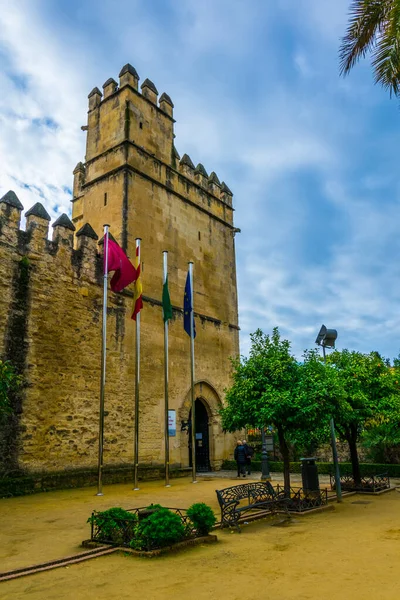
[216,481,289,531]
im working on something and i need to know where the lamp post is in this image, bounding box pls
[260,426,271,480]
[315,325,342,503]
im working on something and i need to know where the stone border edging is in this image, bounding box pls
[0,546,116,583]
[0,536,219,582]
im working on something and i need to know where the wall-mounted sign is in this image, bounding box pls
[196,433,202,440]
[168,410,176,436]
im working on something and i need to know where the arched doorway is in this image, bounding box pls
[188,398,210,472]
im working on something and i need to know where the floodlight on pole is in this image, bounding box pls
[316,324,342,503]
[315,324,337,348]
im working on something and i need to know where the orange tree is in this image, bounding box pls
[221,329,342,493]
[326,349,400,484]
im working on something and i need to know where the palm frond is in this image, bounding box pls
[371,1,400,96]
[339,0,392,76]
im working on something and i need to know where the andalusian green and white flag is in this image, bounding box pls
[162,274,173,322]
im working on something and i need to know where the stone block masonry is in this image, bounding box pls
[0,64,240,482]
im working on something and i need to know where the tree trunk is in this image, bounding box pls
[347,425,361,486]
[277,426,291,495]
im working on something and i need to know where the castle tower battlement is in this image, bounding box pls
[0,67,239,480]
[72,66,234,254]
[72,64,238,330]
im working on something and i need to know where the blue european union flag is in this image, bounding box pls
[184,271,196,338]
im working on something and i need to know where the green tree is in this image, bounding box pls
[222,329,339,493]
[326,349,400,484]
[339,0,400,97]
[0,360,21,421]
[361,420,400,462]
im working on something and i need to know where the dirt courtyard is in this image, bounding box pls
[1,476,400,600]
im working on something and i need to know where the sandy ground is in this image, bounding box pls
[1,475,400,600]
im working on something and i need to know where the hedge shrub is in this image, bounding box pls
[88,507,137,545]
[131,507,185,551]
[187,502,216,535]
[221,460,400,477]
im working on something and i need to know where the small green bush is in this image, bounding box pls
[131,507,185,551]
[187,503,216,535]
[88,507,137,545]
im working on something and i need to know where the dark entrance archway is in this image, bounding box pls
[189,398,210,472]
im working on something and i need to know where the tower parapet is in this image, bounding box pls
[0,194,105,288]
[73,162,85,199]
[0,191,23,246]
[194,164,208,189]
[75,223,99,281]
[119,63,139,90]
[25,203,51,253]
[208,172,221,199]
[159,92,173,118]
[179,154,195,179]
[74,65,235,244]
[141,78,158,105]
[103,78,118,99]
[88,87,102,111]
[52,214,75,245]
[221,182,233,207]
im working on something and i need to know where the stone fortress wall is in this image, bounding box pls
[0,64,240,479]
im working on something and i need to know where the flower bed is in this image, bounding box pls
[86,503,217,553]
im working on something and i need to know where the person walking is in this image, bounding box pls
[234,440,247,478]
[242,439,255,476]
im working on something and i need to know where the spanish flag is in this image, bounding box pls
[131,244,143,320]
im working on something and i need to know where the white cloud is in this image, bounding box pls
[1,0,400,363]
[0,2,87,219]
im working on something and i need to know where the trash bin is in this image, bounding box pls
[300,457,319,493]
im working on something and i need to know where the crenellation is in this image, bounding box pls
[0,191,23,246]
[159,92,173,118]
[103,77,118,99]
[73,162,86,198]
[194,163,209,189]
[140,78,158,104]
[119,63,139,90]
[45,239,59,256]
[220,181,233,206]
[75,223,99,281]
[88,87,102,111]
[25,203,51,253]
[52,214,76,246]
[208,171,221,199]
[179,153,195,180]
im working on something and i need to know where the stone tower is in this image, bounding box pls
[70,64,241,471]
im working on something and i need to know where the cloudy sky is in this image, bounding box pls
[1,0,400,360]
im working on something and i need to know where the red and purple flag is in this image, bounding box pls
[105,235,137,292]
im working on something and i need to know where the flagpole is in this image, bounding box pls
[133,238,141,491]
[97,224,110,496]
[189,261,197,484]
[163,251,171,487]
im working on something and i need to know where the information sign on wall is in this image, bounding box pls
[168,410,176,436]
